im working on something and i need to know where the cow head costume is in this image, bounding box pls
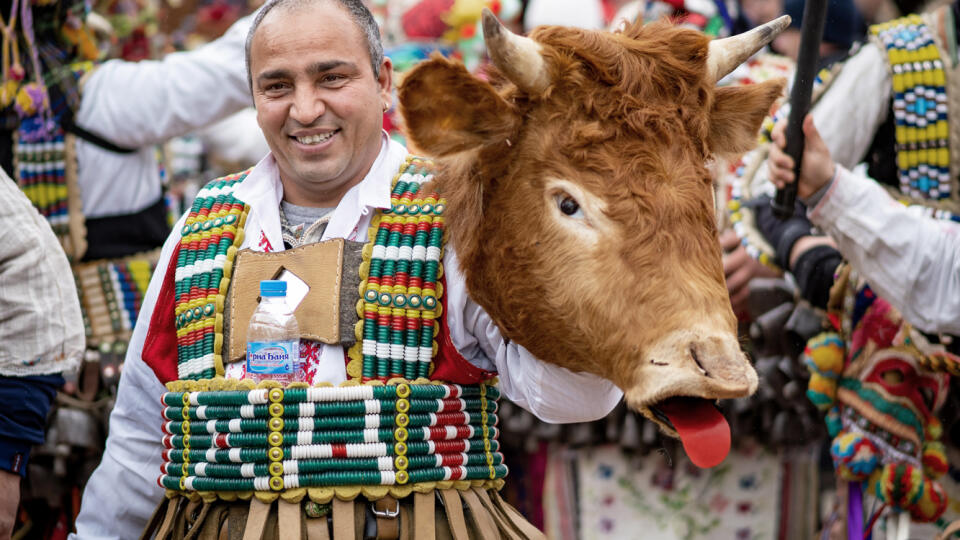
[400,10,789,465]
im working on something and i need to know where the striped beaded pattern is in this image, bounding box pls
[872,15,952,200]
[158,383,507,492]
[15,128,70,240]
[174,170,251,380]
[75,254,156,348]
[14,62,93,261]
[351,156,446,382]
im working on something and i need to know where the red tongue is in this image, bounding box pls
[658,398,731,468]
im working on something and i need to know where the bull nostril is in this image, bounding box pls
[690,346,709,377]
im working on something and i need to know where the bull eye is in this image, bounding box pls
[556,194,584,219]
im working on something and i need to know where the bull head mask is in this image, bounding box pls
[398,11,790,467]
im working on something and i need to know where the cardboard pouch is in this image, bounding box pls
[227,240,345,363]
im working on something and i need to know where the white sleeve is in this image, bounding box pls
[443,250,622,423]
[71,216,185,540]
[809,166,960,335]
[76,13,254,148]
[813,42,892,169]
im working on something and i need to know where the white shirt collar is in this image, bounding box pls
[233,132,409,250]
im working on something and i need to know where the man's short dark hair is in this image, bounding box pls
[245,0,384,89]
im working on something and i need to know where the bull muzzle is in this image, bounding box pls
[623,325,758,468]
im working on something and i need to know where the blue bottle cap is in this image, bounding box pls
[260,280,287,297]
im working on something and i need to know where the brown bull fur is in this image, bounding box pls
[398,19,785,428]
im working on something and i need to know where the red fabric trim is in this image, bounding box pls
[430,274,497,385]
[141,245,181,384]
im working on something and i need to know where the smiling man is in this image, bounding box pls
[248,0,391,208]
[71,1,621,538]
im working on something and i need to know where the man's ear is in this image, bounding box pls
[707,79,786,157]
[378,57,394,105]
[398,54,519,157]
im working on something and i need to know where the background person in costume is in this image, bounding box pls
[72,1,623,537]
[0,168,83,540]
[740,0,960,336]
[768,112,960,336]
[728,2,960,535]
[725,0,960,322]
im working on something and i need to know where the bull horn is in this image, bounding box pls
[481,8,551,94]
[706,15,791,83]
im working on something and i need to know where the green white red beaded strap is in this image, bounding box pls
[174,170,251,380]
[349,156,447,381]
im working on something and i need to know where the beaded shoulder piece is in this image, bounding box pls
[346,155,447,382]
[174,169,252,381]
[870,15,954,203]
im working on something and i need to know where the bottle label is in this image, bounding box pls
[247,340,298,375]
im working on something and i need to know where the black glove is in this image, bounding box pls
[791,244,843,309]
[752,194,813,270]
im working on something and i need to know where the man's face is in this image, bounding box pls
[249,2,391,206]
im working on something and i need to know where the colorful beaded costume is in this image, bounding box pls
[803,266,955,525]
[871,15,953,202]
[146,157,528,540]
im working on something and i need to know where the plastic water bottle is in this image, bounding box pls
[246,280,302,383]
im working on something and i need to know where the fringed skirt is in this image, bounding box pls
[141,488,544,540]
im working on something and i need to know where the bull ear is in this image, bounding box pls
[707,79,786,156]
[399,55,519,156]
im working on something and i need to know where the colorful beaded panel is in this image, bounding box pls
[158,381,506,497]
[16,128,69,235]
[75,251,158,349]
[347,156,447,382]
[14,62,93,261]
[174,171,251,381]
[14,125,82,257]
[871,15,952,200]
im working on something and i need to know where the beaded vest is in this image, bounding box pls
[160,156,506,501]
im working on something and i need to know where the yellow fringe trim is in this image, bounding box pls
[165,478,506,504]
